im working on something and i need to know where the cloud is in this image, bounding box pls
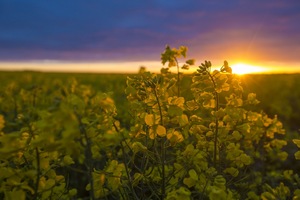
[0,0,299,65]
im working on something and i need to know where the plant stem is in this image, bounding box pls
[33,147,40,200]
[75,112,95,200]
[153,87,166,199]
[208,72,219,170]
[113,122,139,200]
[27,122,40,199]
[121,141,139,200]
[214,92,219,169]
[175,58,180,97]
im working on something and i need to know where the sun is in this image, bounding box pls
[230,63,267,75]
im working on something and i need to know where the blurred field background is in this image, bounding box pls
[1,71,299,136]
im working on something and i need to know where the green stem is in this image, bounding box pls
[153,87,166,199]
[160,140,166,200]
[113,122,139,200]
[175,58,180,97]
[214,93,219,169]
[121,142,139,200]
[33,147,40,200]
[75,112,95,200]
[83,130,95,200]
[153,87,163,126]
[208,72,219,170]
[26,122,40,199]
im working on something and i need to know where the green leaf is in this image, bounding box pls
[183,177,197,188]
[278,151,288,161]
[167,78,177,89]
[179,114,189,126]
[132,142,147,153]
[0,167,14,179]
[186,100,199,111]
[293,139,300,148]
[247,191,260,200]
[5,189,26,200]
[63,155,75,166]
[293,189,300,199]
[209,187,228,200]
[161,45,178,67]
[206,131,214,137]
[181,64,190,70]
[7,175,22,186]
[224,167,239,177]
[240,153,251,165]
[247,93,260,105]
[166,187,191,200]
[226,94,243,107]
[132,173,143,186]
[236,123,250,134]
[271,139,287,149]
[106,160,123,191]
[68,94,85,110]
[20,184,34,195]
[182,144,196,157]
[186,59,195,65]
[295,151,300,160]
[189,125,209,134]
[261,192,276,200]
[189,169,198,180]
[108,177,121,191]
[232,131,242,140]
[168,96,185,108]
[189,115,202,122]
[68,189,77,197]
[214,175,226,188]
[45,178,56,190]
[86,183,91,191]
[168,105,183,117]
[81,117,89,124]
[179,46,188,57]
[200,92,216,108]
[40,157,50,170]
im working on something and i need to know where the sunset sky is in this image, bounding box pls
[0,0,300,74]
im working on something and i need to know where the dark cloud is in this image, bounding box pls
[0,0,299,64]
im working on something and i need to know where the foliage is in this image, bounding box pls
[0,46,300,199]
[240,74,300,134]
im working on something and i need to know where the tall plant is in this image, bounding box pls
[0,46,299,199]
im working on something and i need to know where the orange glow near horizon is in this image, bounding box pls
[0,61,299,74]
[230,63,270,75]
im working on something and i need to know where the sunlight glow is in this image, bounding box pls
[0,61,299,74]
[230,63,268,75]
[0,61,163,74]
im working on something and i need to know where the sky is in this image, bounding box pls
[0,0,300,73]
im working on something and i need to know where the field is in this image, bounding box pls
[2,71,298,132]
[1,65,300,199]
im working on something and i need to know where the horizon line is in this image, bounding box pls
[0,60,300,75]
